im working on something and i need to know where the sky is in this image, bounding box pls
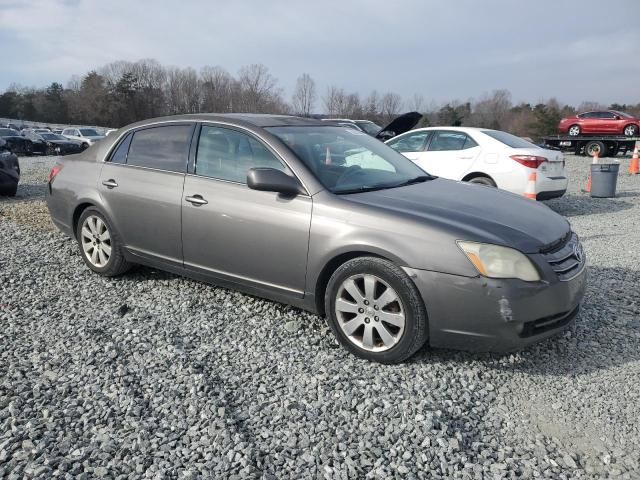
[1,0,639,108]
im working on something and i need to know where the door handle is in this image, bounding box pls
[102,179,118,188]
[185,194,208,206]
[458,156,473,160]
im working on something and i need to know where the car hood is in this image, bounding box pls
[344,178,570,253]
[376,112,422,139]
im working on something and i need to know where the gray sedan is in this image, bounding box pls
[46,114,587,363]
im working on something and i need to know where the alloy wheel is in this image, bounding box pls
[334,274,405,352]
[80,215,112,268]
[568,125,580,136]
[624,125,637,137]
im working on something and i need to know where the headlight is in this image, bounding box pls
[457,241,540,281]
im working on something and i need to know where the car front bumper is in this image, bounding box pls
[404,264,587,352]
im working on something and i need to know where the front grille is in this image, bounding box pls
[541,232,585,281]
[519,306,579,338]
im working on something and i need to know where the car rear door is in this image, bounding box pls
[417,130,481,180]
[98,123,194,267]
[181,124,312,297]
[597,111,623,134]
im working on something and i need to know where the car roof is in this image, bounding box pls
[399,126,489,133]
[124,113,326,129]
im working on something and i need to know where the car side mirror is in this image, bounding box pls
[247,167,304,196]
[614,115,621,120]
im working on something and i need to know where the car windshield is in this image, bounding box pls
[41,133,66,140]
[79,128,100,136]
[266,125,432,194]
[0,128,18,137]
[482,130,538,148]
[355,121,382,136]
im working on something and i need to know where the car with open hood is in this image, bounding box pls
[47,114,586,363]
[322,112,422,141]
[0,139,20,196]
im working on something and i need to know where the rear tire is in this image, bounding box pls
[568,125,581,136]
[0,184,17,197]
[585,140,606,158]
[467,176,496,187]
[623,124,638,137]
[324,257,428,364]
[77,207,131,277]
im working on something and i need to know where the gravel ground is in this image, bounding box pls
[1,154,639,479]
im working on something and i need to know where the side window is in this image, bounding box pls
[127,125,192,172]
[428,132,468,151]
[463,135,478,149]
[62,129,71,135]
[195,126,289,183]
[109,133,133,164]
[387,131,430,153]
[599,112,615,119]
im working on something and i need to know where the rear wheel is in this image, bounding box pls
[0,184,17,197]
[77,208,131,276]
[568,125,581,136]
[623,124,638,137]
[467,176,496,187]
[324,257,428,364]
[585,140,606,158]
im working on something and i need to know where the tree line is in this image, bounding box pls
[1,58,638,140]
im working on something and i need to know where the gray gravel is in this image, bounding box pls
[1,154,639,479]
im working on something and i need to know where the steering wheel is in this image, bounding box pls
[335,165,366,187]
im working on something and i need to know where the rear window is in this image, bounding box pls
[127,125,192,172]
[482,130,537,148]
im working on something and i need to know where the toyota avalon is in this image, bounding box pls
[47,114,587,363]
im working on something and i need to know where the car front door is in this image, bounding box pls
[598,111,622,134]
[181,124,312,297]
[415,130,481,180]
[386,130,432,172]
[98,123,194,267]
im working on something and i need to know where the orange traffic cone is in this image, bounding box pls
[585,174,591,193]
[584,150,598,192]
[629,146,640,175]
[523,171,537,200]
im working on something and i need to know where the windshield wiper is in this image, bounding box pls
[333,175,434,195]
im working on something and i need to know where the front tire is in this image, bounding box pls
[77,208,131,276]
[568,125,581,136]
[324,257,428,364]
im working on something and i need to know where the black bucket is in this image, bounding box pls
[590,163,619,198]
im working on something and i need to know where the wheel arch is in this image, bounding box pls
[314,250,397,316]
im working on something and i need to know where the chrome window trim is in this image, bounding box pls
[102,118,312,196]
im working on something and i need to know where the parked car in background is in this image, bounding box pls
[61,127,105,147]
[22,130,85,155]
[558,110,640,137]
[386,127,567,200]
[0,139,20,196]
[0,128,33,155]
[104,128,118,136]
[47,114,586,363]
[322,112,422,141]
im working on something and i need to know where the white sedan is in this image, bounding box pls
[385,127,568,200]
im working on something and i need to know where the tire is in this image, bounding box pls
[623,124,638,137]
[324,257,428,364]
[568,125,581,136]
[0,184,17,197]
[585,140,606,158]
[467,176,496,187]
[76,207,131,277]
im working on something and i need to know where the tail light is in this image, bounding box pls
[49,164,62,183]
[510,155,547,169]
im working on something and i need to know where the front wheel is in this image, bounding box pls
[77,208,131,276]
[568,125,581,136]
[623,124,638,137]
[324,257,428,364]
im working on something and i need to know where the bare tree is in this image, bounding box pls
[408,93,425,113]
[201,66,233,112]
[236,64,281,112]
[379,92,402,123]
[323,86,345,116]
[291,73,316,116]
[470,89,513,129]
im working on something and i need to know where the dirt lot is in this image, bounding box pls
[1,154,639,479]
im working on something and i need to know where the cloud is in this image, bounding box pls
[0,0,638,105]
